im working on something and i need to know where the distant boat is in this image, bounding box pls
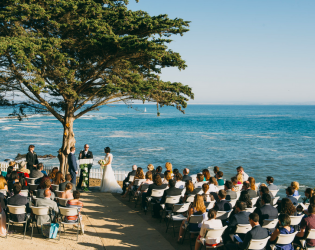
[144,108,147,113]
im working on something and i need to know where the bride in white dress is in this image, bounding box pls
[99,147,122,193]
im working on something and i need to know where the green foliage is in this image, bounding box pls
[0,0,194,122]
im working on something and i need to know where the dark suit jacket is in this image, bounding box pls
[182,175,192,182]
[78,150,93,159]
[228,211,251,234]
[254,204,278,225]
[124,170,136,183]
[68,153,77,173]
[213,199,232,211]
[226,189,237,200]
[239,225,269,250]
[26,151,39,169]
[160,187,182,205]
[59,180,76,191]
[7,194,30,222]
[147,183,167,197]
[247,189,258,198]
[29,169,44,179]
[287,195,298,206]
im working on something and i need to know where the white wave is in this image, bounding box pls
[0,120,8,123]
[248,115,291,118]
[2,127,13,130]
[138,147,165,152]
[202,135,217,139]
[302,136,312,138]
[100,131,133,138]
[256,136,276,138]
[30,143,53,145]
[12,125,40,128]
[96,116,118,120]
[9,140,24,142]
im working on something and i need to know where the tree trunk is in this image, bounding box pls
[58,107,76,174]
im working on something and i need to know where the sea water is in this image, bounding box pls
[0,105,314,197]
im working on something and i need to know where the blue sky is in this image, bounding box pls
[128,0,315,104]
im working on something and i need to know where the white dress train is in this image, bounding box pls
[99,153,122,193]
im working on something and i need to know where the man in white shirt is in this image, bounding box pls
[237,166,249,181]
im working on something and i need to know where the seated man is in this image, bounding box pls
[7,183,30,222]
[35,189,59,225]
[236,166,249,182]
[121,165,137,195]
[286,186,298,206]
[225,201,250,241]
[194,173,205,188]
[226,212,269,250]
[66,190,83,223]
[225,180,237,200]
[242,182,258,198]
[174,173,185,189]
[296,205,315,248]
[29,164,44,179]
[255,186,273,209]
[37,179,56,200]
[254,193,278,226]
[38,163,48,176]
[213,190,232,211]
[59,174,76,191]
[266,176,277,190]
[154,166,164,179]
[182,168,192,182]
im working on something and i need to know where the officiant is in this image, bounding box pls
[77,144,93,189]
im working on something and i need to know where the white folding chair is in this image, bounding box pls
[216,210,232,221]
[186,195,195,203]
[6,205,28,239]
[262,219,278,229]
[30,206,51,239]
[236,191,241,199]
[205,201,215,210]
[125,175,134,187]
[129,179,147,201]
[58,207,80,241]
[28,184,38,193]
[295,195,301,201]
[182,214,204,248]
[245,207,255,213]
[26,178,38,185]
[269,189,279,197]
[160,195,182,223]
[181,188,186,197]
[55,190,63,198]
[271,196,280,206]
[300,229,315,250]
[145,189,165,215]
[227,199,237,208]
[199,226,227,249]
[58,198,70,207]
[251,197,259,206]
[289,214,304,226]
[216,185,225,190]
[176,181,186,189]
[270,232,298,250]
[229,224,251,241]
[134,184,150,208]
[32,196,38,205]
[0,189,7,196]
[246,236,270,250]
[20,189,29,197]
[166,203,190,236]
[51,184,59,192]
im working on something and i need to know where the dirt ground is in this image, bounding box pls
[76,177,123,188]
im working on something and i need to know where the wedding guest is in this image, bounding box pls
[302,188,314,204]
[154,166,164,179]
[77,144,93,189]
[238,191,253,208]
[256,186,273,209]
[194,209,223,249]
[52,171,64,185]
[291,181,299,197]
[147,164,155,176]
[266,176,278,190]
[279,198,296,216]
[7,171,19,192]
[194,174,205,188]
[236,173,243,185]
[175,173,185,189]
[5,165,14,181]
[68,147,78,186]
[286,186,298,206]
[17,161,30,177]
[59,183,74,199]
[59,174,76,191]
[182,168,192,182]
[213,166,219,176]
[37,179,55,200]
[7,184,30,222]
[165,162,173,175]
[209,177,219,193]
[254,193,278,226]
[66,191,84,223]
[242,182,258,198]
[48,167,59,181]
[121,165,137,195]
[202,183,211,202]
[0,176,7,193]
[269,214,295,250]
[35,189,59,225]
[26,145,38,170]
[162,171,172,184]
[202,169,211,181]
[137,171,153,193]
[216,171,224,186]
[29,164,44,179]
[213,190,232,211]
[183,180,200,202]
[177,194,208,243]
[38,163,48,176]
[225,181,237,200]
[231,177,239,191]
[296,205,315,248]
[0,202,6,236]
[142,175,167,210]
[248,177,258,192]
[236,166,249,181]
[122,167,145,198]
[173,168,179,176]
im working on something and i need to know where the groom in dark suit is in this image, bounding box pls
[68,147,78,186]
[77,144,93,189]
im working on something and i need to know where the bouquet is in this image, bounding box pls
[98,159,107,169]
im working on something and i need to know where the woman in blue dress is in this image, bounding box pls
[269,213,295,250]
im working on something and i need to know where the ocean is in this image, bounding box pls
[0,105,314,197]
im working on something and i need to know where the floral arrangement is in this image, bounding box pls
[79,163,92,191]
[98,159,108,170]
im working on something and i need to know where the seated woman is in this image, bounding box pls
[194,174,205,188]
[303,188,314,204]
[279,198,296,216]
[248,177,258,192]
[216,171,224,186]
[183,180,199,202]
[236,173,243,185]
[213,166,219,176]
[7,171,20,195]
[5,166,14,181]
[48,167,59,182]
[52,171,64,185]
[194,209,223,250]
[0,176,8,191]
[17,161,30,178]
[165,162,173,176]
[269,213,295,250]
[202,183,211,202]
[59,183,74,199]
[297,204,315,249]
[146,164,155,176]
[177,194,208,243]
[162,171,172,184]
[202,169,211,182]
[122,167,145,198]
[208,177,219,193]
[291,181,299,197]
[137,171,153,193]
[231,177,238,191]
[175,173,185,189]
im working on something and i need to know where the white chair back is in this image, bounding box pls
[189,214,204,224]
[128,176,134,182]
[133,179,146,186]
[20,189,29,197]
[295,195,301,201]
[245,207,255,213]
[290,215,304,226]
[276,232,298,245]
[31,206,50,216]
[216,210,232,220]
[173,203,190,213]
[55,190,63,197]
[235,224,251,234]
[140,184,150,191]
[7,205,26,215]
[59,207,78,217]
[247,236,270,250]
[228,199,237,208]
[176,181,186,189]
[28,184,38,191]
[191,174,197,184]
[151,189,164,198]
[26,178,38,185]
[236,184,243,190]
[0,189,7,196]
[51,184,59,191]
[186,195,195,203]
[251,197,259,205]
[236,191,241,199]
[205,201,215,209]
[272,196,280,205]
[165,195,181,205]
[59,198,70,207]
[216,185,225,190]
[204,226,227,238]
[269,189,279,197]
[307,229,315,239]
[262,219,278,229]
[197,189,204,195]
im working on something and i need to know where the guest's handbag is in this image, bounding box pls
[41,223,59,239]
